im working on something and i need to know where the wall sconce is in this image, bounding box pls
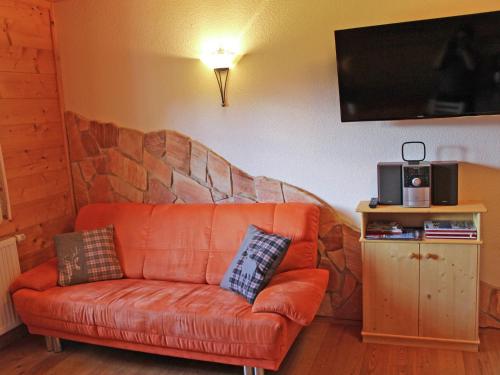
[201,41,239,107]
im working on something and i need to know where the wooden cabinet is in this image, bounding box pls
[357,202,486,352]
[363,242,420,336]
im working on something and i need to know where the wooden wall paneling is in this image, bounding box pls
[0,0,74,271]
[0,144,11,220]
[3,145,67,179]
[0,47,55,74]
[0,72,58,98]
[0,98,60,125]
[0,2,52,50]
[0,122,64,153]
[49,1,76,218]
[8,168,69,204]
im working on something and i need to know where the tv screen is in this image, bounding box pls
[335,11,500,122]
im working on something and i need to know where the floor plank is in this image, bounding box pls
[0,322,498,375]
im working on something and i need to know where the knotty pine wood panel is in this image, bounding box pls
[3,145,66,179]
[0,0,74,272]
[419,244,479,341]
[0,72,57,98]
[8,168,69,205]
[0,98,60,125]
[363,242,420,336]
[0,46,55,74]
[0,122,64,153]
[0,2,52,50]
[10,193,72,233]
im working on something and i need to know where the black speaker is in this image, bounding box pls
[431,162,458,205]
[377,162,402,205]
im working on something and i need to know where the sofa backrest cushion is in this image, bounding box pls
[75,202,319,284]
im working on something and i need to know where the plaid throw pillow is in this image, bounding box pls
[55,225,123,286]
[221,225,291,303]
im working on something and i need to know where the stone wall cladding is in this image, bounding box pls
[64,111,499,326]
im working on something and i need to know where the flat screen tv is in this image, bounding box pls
[334,11,500,122]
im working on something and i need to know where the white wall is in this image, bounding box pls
[54,0,500,286]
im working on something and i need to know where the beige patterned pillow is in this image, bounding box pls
[55,225,123,286]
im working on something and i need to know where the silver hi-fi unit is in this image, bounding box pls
[402,142,431,208]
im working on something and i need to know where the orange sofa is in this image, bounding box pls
[10,203,328,374]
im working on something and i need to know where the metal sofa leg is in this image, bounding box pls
[51,337,62,353]
[243,367,264,375]
[44,336,54,352]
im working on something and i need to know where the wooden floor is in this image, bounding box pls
[1,319,499,375]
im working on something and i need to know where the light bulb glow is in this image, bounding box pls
[201,38,240,69]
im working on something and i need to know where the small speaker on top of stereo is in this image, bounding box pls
[431,161,458,205]
[377,162,402,205]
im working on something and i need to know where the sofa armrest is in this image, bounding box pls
[252,268,329,326]
[10,258,58,294]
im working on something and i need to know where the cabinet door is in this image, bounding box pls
[363,242,420,336]
[419,244,478,340]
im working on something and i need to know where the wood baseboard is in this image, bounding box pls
[0,325,28,350]
[362,331,479,352]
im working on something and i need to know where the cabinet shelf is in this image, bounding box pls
[358,200,485,352]
[360,238,482,245]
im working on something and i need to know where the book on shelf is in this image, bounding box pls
[424,220,476,232]
[365,227,423,241]
[425,233,477,239]
[366,221,403,234]
[423,220,477,240]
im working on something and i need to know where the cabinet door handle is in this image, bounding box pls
[409,252,421,260]
[425,253,439,260]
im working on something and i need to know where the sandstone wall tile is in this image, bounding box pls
[93,155,110,174]
[343,224,362,281]
[81,131,100,157]
[282,183,321,205]
[479,312,500,328]
[320,256,343,293]
[166,131,190,174]
[88,175,113,203]
[145,178,176,204]
[207,152,231,195]
[144,130,166,158]
[79,160,96,183]
[217,196,256,204]
[90,121,118,148]
[143,150,172,187]
[211,189,228,202]
[66,120,86,162]
[332,286,362,321]
[108,149,147,190]
[108,175,144,202]
[71,162,89,209]
[190,141,208,184]
[74,113,90,131]
[118,128,144,162]
[255,176,284,202]
[317,293,334,316]
[172,170,213,203]
[327,249,346,271]
[231,166,256,200]
[320,224,343,252]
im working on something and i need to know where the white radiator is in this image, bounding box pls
[0,236,21,335]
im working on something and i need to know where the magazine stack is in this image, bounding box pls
[366,221,421,240]
[423,220,477,240]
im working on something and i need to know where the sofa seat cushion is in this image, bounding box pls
[13,279,294,360]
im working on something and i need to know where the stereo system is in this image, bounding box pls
[377,142,458,207]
